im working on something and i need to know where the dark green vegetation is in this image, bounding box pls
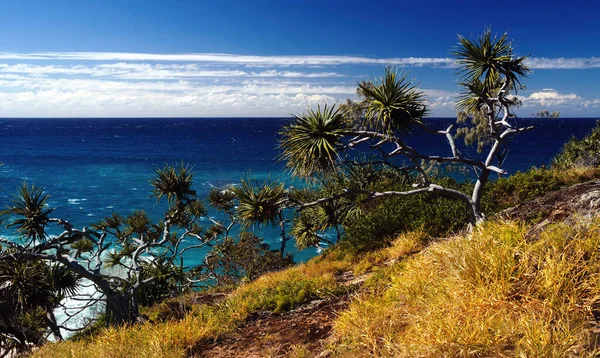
[553,121,600,169]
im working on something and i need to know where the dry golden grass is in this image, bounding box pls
[333,219,600,357]
[552,166,600,184]
[353,230,428,277]
[34,255,356,358]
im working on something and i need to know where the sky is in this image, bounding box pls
[0,0,598,118]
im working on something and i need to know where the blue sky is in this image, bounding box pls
[0,0,598,117]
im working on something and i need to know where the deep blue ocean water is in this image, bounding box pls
[0,117,598,266]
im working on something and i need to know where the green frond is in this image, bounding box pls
[291,209,327,249]
[359,67,427,136]
[125,210,151,236]
[104,250,124,268]
[150,163,196,204]
[205,224,225,239]
[48,265,80,298]
[454,28,530,112]
[279,104,350,177]
[208,188,237,213]
[70,238,94,253]
[5,183,53,244]
[185,200,208,217]
[233,178,285,229]
[92,212,123,231]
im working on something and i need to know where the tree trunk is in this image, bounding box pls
[45,311,63,341]
[470,171,489,225]
[279,218,288,257]
[103,291,139,326]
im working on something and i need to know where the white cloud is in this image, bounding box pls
[0,52,456,67]
[0,52,599,70]
[0,89,339,117]
[0,75,356,95]
[0,63,344,79]
[525,57,600,69]
[0,51,598,117]
[521,90,580,106]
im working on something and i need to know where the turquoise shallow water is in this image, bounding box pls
[0,117,598,266]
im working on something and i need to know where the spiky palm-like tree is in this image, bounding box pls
[234,178,285,228]
[455,29,529,98]
[0,256,80,348]
[279,105,350,178]
[4,184,53,245]
[233,178,290,255]
[151,163,196,207]
[291,208,332,250]
[278,29,532,228]
[358,67,427,136]
[454,29,531,220]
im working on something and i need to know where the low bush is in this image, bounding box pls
[553,121,600,169]
[339,177,472,254]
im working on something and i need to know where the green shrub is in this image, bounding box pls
[553,121,600,169]
[483,168,564,211]
[340,177,472,254]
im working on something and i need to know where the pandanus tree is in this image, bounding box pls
[0,257,79,353]
[0,164,224,344]
[279,29,531,227]
[233,178,291,256]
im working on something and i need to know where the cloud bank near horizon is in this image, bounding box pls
[0,52,598,117]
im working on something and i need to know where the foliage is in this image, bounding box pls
[552,121,600,169]
[455,29,529,94]
[151,163,195,203]
[454,29,530,152]
[0,252,79,352]
[357,68,427,135]
[279,105,350,177]
[484,168,564,210]
[3,183,54,245]
[191,232,294,286]
[233,178,286,229]
[340,177,472,254]
[133,257,187,308]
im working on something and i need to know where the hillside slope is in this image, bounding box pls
[34,180,600,357]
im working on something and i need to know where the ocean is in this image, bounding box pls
[0,117,598,265]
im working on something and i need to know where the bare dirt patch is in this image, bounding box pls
[197,296,347,357]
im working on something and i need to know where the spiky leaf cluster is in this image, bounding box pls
[291,209,328,249]
[234,178,285,229]
[151,163,196,205]
[279,105,350,177]
[358,68,427,136]
[455,29,529,115]
[4,184,53,244]
[208,188,237,213]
